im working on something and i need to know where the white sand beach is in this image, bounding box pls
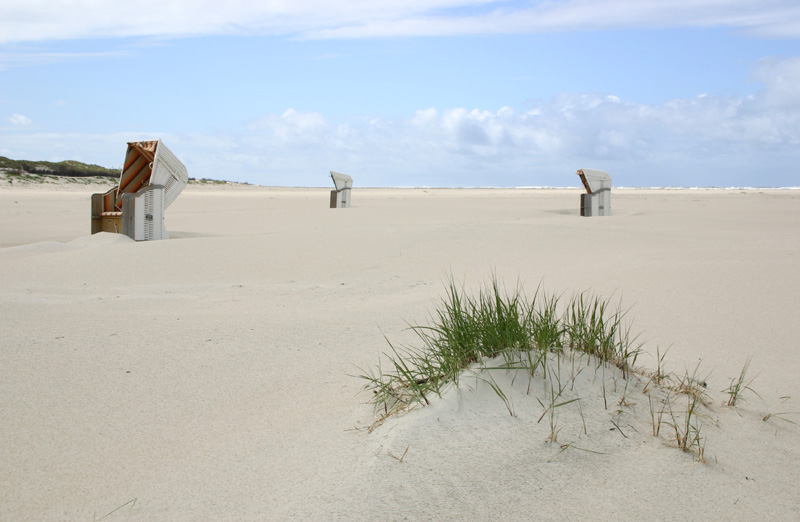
[1,183,799,520]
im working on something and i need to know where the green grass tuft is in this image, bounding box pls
[357,274,773,462]
[358,275,643,417]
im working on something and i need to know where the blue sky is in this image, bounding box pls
[2,1,800,187]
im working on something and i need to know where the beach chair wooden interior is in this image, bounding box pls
[329,171,353,208]
[91,140,188,240]
[577,168,612,217]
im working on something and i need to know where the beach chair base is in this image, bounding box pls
[98,213,123,233]
[122,185,166,241]
[330,188,351,208]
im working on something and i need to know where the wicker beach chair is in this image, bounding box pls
[329,171,353,208]
[91,140,189,240]
[577,169,612,217]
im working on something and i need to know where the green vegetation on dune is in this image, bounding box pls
[0,156,119,179]
[1,156,235,185]
[357,275,786,461]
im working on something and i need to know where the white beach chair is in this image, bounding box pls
[577,169,612,217]
[329,171,353,208]
[91,140,189,240]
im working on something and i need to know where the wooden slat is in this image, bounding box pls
[116,157,151,208]
[577,169,593,194]
[113,140,161,209]
[122,141,157,172]
[105,190,116,211]
[131,141,156,163]
[120,157,150,190]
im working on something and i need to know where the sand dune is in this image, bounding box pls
[1,184,799,520]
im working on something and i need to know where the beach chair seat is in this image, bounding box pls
[91,140,188,240]
[329,171,353,208]
[577,169,612,217]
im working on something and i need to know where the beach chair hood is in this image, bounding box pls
[577,169,611,194]
[330,171,353,192]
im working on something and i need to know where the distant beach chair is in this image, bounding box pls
[91,140,189,240]
[329,171,353,208]
[577,169,612,217]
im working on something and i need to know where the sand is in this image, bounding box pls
[1,183,799,520]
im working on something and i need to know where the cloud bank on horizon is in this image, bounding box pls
[1,0,799,187]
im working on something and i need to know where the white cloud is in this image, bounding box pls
[0,49,132,70]
[1,1,799,43]
[750,57,800,108]
[0,1,487,43]
[245,108,329,144]
[308,0,800,39]
[203,70,800,186]
[2,58,799,187]
[7,113,32,126]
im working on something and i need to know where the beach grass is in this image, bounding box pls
[358,275,735,460]
[359,275,642,411]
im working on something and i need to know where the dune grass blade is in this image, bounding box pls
[474,370,515,416]
[763,412,799,425]
[356,363,398,413]
[664,393,706,461]
[562,293,640,377]
[648,393,668,437]
[724,356,760,407]
[532,290,563,351]
[672,361,711,406]
[548,443,608,461]
[95,498,137,522]
[532,363,579,443]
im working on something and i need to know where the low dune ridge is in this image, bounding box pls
[1,185,799,520]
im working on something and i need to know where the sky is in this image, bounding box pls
[1,1,800,188]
